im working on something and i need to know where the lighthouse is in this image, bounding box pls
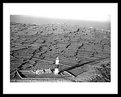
[54,57,59,75]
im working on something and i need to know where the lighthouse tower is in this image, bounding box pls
[54,57,59,75]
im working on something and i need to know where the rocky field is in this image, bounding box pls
[10,22,110,82]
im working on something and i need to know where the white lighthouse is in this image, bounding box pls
[54,57,59,75]
[55,57,59,65]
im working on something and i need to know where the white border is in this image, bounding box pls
[3,3,118,94]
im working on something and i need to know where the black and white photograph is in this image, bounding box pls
[3,3,118,94]
[10,15,111,82]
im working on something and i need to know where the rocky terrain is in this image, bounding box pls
[10,22,110,82]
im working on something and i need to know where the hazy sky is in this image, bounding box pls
[9,3,111,21]
[10,15,110,30]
